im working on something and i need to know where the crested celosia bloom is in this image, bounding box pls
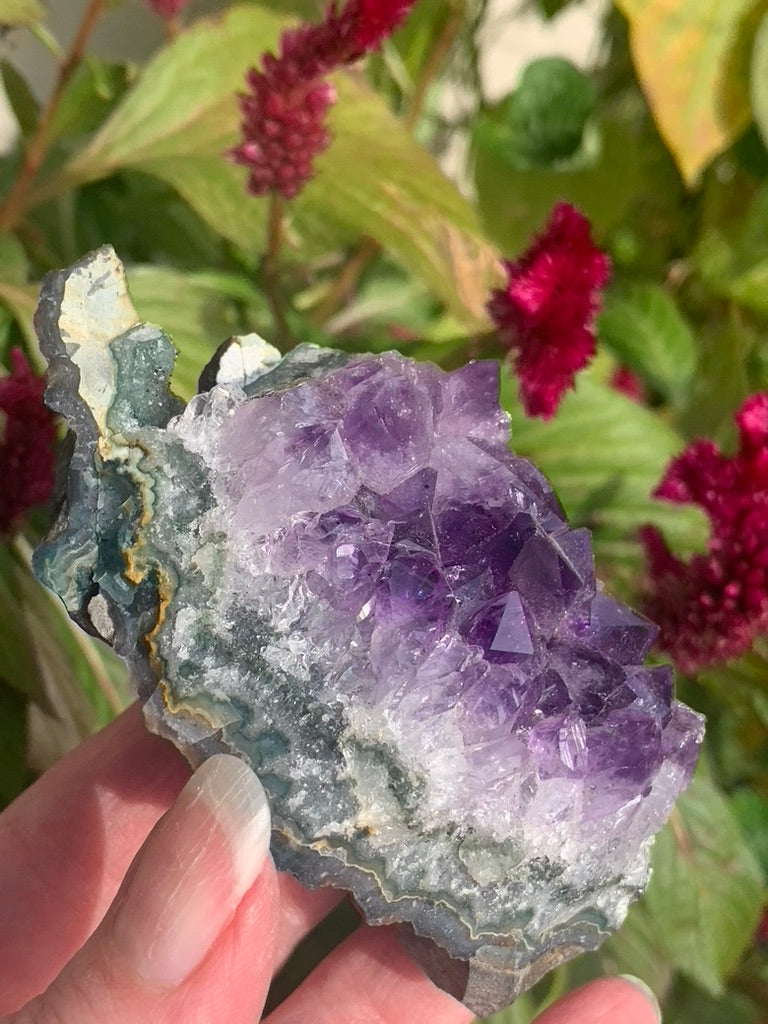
[487,203,610,419]
[642,393,768,673]
[147,0,189,16]
[0,349,56,535]
[231,0,417,198]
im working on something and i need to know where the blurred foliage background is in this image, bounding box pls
[0,0,767,1020]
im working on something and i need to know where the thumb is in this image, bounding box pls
[9,754,277,1024]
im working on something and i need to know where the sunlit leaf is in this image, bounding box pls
[597,283,696,401]
[0,0,43,28]
[59,6,285,177]
[0,233,29,286]
[615,0,756,184]
[752,11,768,151]
[644,774,764,994]
[0,540,128,736]
[48,5,498,328]
[304,72,500,328]
[0,280,38,354]
[127,264,269,399]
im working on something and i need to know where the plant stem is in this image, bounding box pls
[262,193,292,348]
[313,12,462,326]
[310,236,380,326]
[165,15,183,42]
[0,0,107,234]
[403,10,462,133]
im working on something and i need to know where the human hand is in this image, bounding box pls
[0,705,661,1024]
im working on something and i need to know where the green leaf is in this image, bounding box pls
[676,317,753,445]
[47,58,134,144]
[0,280,39,353]
[1,61,39,136]
[0,681,27,807]
[134,157,269,260]
[300,72,499,329]
[644,774,764,994]
[0,233,29,286]
[730,788,768,880]
[597,898,675,998]
[698,648,768,732]
[49,5,498,328]
[615,0,757,184]
[597,283,696,401]
[665,981,762,1024]
[752,11,768,150]
[472,113,644,256]
[0,0,43,28]
[126,264,269,400]
[58,6,287,182]
[501,367,709,595]
[695,183,768,318]
[0,540,128,736]
[473,58,597,170]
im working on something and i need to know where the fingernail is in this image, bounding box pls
[619,975,662,1023]
[113,753,271,988]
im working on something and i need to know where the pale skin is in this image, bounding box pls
[0,705,661,1024]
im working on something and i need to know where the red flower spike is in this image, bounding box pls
[147,0,189,17]
[231,0,417,199]
[642,393,768,673]
[0,349,57,536]
[488,202,610,419]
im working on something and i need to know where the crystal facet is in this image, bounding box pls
[33,248,703,1017]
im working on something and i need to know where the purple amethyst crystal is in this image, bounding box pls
[33,248,703,1017]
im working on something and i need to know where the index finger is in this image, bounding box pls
[0,703,340,1014]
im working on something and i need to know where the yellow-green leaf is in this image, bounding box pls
[126,264,268,399]
[302,72,500,329]
[644,774,764,994]
[0,280,39,354]
[615,0,757,184]
[751,10,768,149]
[47,4,498,329]
[0,0,43,28]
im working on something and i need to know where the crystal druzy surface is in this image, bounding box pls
[34,248,703,1016]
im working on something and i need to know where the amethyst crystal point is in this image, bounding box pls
[33,248,703,1017]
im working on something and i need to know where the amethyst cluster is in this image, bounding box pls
[34,248,702,1016]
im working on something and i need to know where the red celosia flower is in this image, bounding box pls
[487,202,610,419]
[231,0,417,199]
[147,0,189,17]
[0,349,56,535]
[641,393,768,673]
[610,365,646,404]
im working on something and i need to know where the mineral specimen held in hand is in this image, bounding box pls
[34,248,703,1017]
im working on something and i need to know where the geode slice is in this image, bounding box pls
[34,248,703,1017]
